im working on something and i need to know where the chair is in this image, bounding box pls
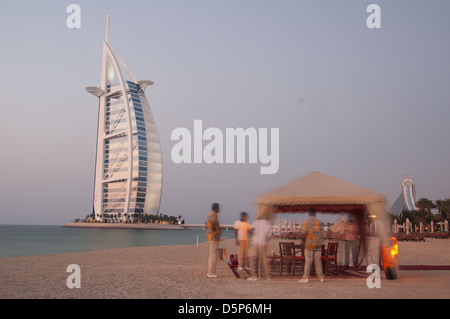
[279,242,304,276]
[321,242,339,275]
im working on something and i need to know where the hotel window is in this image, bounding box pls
[138,171,146,177]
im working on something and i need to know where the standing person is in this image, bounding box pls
[299,208,325,283]
[234,212,252,271]
[247,216,273,281]
[206,203,221,278]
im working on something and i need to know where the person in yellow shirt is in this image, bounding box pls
[234,212,252,271]
[299,208,325,283]
[206,203,221,278]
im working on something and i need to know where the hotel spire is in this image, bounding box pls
[105,13,110,43]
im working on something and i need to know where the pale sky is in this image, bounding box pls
[0,1,449,226]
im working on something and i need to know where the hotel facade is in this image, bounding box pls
[389,176,418,216]
[86,15,163,223]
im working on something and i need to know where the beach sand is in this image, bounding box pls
[0,238,449,299]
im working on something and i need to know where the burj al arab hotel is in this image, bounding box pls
[86,15,163,223]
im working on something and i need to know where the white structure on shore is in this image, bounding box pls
[389,175,419,215]
[86,15,163,223]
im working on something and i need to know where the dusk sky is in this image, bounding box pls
[1,1,449,226]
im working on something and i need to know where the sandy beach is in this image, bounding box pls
[0,238,449,299]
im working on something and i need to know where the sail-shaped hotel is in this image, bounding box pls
[86,15,162,223]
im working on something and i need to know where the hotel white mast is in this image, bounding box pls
[86,14,163,223]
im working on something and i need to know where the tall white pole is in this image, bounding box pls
[105,13,110,43]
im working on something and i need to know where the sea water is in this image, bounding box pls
[0,225,234,258]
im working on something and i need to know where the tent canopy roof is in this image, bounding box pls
[257,171,386,215]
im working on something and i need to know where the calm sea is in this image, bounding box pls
[0,225,234,258]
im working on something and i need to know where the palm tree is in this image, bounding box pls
[436,199,450,221]
[416,198,436,213]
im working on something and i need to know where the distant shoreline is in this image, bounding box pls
[62,222,188,230]
[63,222,235,230]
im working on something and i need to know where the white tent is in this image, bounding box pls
[256,171,391,268]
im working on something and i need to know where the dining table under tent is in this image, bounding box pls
[256,171,392,271]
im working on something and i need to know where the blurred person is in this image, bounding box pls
[247,216,273,281]
[299,208,325,283]
[234,212,252,270]
[206,203,221,278]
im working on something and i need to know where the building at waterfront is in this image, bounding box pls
[389,175,418,216]
[86,15,162,223]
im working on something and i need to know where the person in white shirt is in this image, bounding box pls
[234,212,252,270]
[247,217,272,280]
